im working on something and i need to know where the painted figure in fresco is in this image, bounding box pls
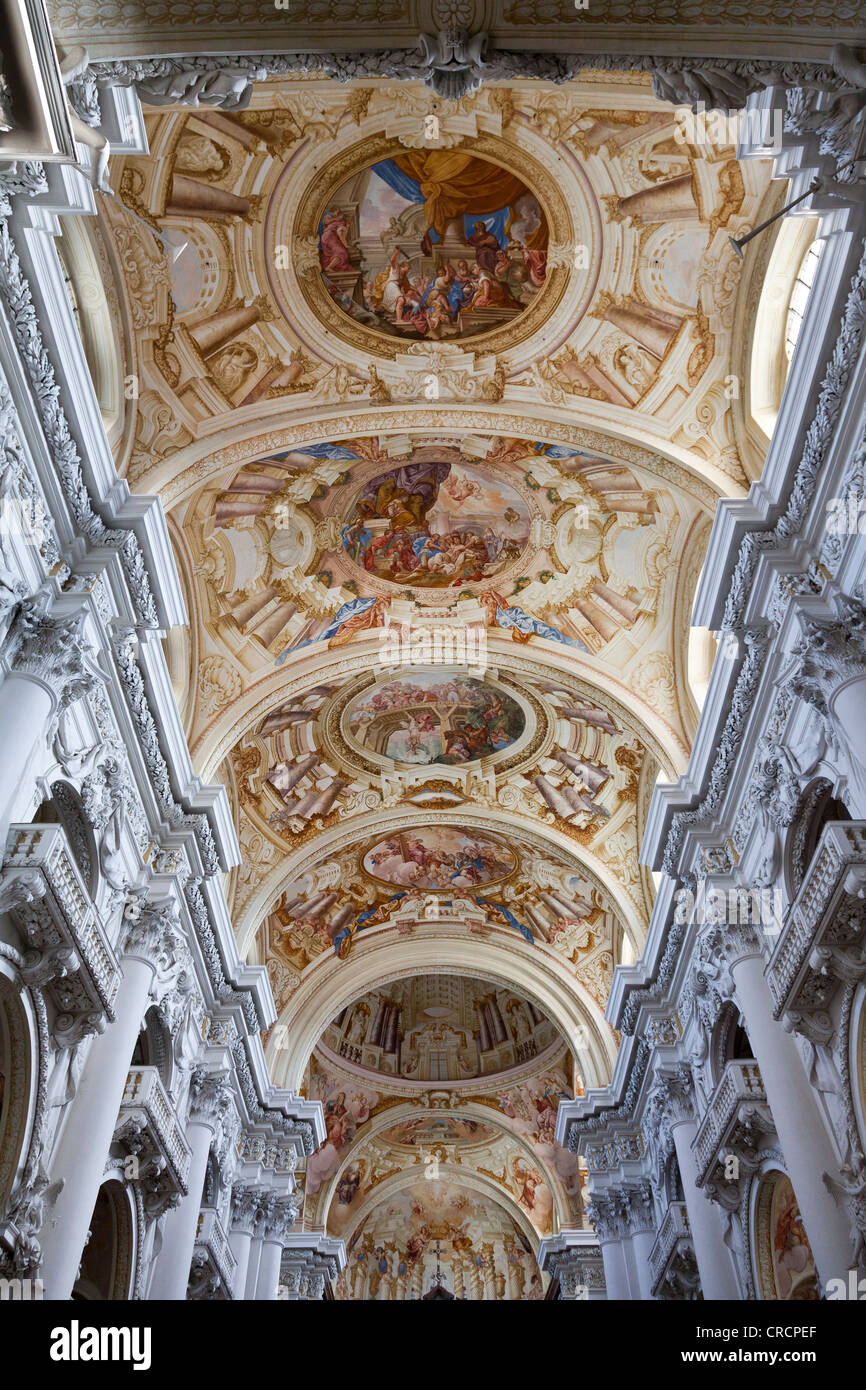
[365,829,512,892]
[337,1162,364,1206]
[319,208,355,273]
[320,155,549,341]
[467,220,501,274]
[322,1092,353,1151]
[404,1225,431,1265]
[773,1185,819,1299]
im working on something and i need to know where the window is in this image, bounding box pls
[784,239,824,362]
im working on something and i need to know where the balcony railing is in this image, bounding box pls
[692,1060,772,1186]
[649,1200,691,1287]
[767,820,866,1023]
[193,1207,237,1296]
[116,1066,192,1195]
[2,824,120,1040]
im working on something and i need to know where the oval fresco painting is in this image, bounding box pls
[363,828,515,891]
[318,151,549,342]
[347,674,525,766]
[379,1117,497,1147]
[341,449,530,588]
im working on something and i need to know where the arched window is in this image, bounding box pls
[72,1179,135,1300]
[784,239,825,362]
[130,1006,173,1091]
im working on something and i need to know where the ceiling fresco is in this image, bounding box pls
[70,61,777,1293]
[341,449,531,589]
[345,672,526,766]
[315,150,550,344]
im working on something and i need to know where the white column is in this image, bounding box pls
[254,1195,298,1300]
[227,1188,260,1300]
[731,946,855,1288]
[245,1236,264,1298]
[0,600,94,846]
[0,675,53,844]
[599,1238,630,1300]
[149,1071,233,1300]
[626,1227,656,1300]
[255,1237,283,1300]
[831,674,866,788]
[40,900,182,1300]
[39,951,155,1299]
[672,1117,741,1299]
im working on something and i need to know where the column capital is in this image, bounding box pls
[586,1187,631,1244]
[230,1184,262,1236]
[188,1066,236,1134]
[260,1192,299,1244]
[790,594,866,711]
[5,595,98,713]
[655,1066,697,1126]
[121,897,187,975]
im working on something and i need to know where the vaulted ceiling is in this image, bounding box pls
[65,60,778,1295]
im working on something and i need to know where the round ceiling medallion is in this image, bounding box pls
[286,134,572,360]
[341,445,531,591]
[362,827,516,892]
[345,672,526,768]
[317,149,548,343]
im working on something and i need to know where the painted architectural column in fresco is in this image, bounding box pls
[188,301,262,357]
[293,782,346,819]
[275,753,320,793]
[371,998,388,1048]
[599,298,682,359]
[476,1003,492,1052]
[525,904,553,942]
[166,173,251,218]
[616,176,699,224]
[488,997,508,1045]
[562,707,619,733]
[573,596,621,643]
[728,939,855,1287]
[533,776,574,819]
[150,1074,231,1300]
[591,583,641,623]
[556,751,610,795]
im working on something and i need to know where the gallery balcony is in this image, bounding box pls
[767,820,866,1043]
[188,1207,237,1300]
[649,1201,700,1299]
[692,1059,773,1189]
[114,1066,192,1214]
[1,824,120,1045]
